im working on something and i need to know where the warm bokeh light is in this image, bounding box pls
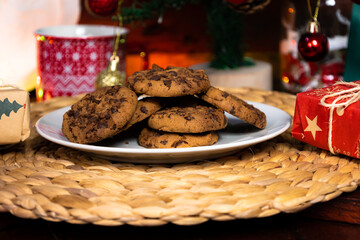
[38,89,43,98]
[36,35,45,41]
[36,76,44,102]
[140,51,146,58]
[288,8,294,14]
[45,91,52,100]
[282,76,290,84]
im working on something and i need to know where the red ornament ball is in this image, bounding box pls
[85,0,118,17]
[298,32,329,62]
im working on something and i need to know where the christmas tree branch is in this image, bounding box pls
[204,0,248,69]
[122,0,200,25]
[121,0,248,69]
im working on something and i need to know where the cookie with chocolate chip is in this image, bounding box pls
[138,127,219,148]
[198,86,266,129]
[62,85,138,144]
[127,64,210,97]
[148,99,228,133]
[119,97,165,132]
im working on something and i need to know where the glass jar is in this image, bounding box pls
[280,0,352,93]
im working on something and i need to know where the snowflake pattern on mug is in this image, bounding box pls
[37,36,125,97]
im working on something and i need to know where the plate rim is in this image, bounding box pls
[35,101,291,155]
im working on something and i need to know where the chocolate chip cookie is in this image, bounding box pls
[120,97,165,131]
[148,99,228,133]
[138,127,219,148]
[62,86,138,144]
[127,64,210,97]
[198,86,266,129]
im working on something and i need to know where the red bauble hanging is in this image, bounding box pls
[85,0,118,17]
[298,21,329,62]
[226,0,271,14]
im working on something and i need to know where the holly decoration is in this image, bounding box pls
[226,0,271,14]
[85,0,118,17]
[0,98,23,120]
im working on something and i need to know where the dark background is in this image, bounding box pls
[79,0,285,89]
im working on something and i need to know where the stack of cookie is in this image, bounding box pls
[62,64,266,148]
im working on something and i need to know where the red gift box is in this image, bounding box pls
[292,81,360,158]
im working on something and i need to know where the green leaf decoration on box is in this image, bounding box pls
[0,98,23,120]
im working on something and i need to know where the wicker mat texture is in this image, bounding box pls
[0,88,359,226]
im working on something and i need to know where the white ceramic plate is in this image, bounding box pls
[35,102,291,164]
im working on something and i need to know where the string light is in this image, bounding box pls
[36,76,44,102]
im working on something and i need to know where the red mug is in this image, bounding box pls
[34,25,128,100]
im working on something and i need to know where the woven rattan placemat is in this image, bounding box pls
[0,88,359,226]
